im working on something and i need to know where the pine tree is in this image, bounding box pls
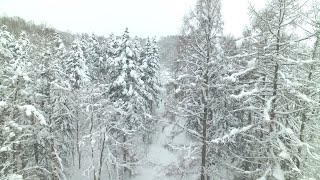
[34,30,72,179]
[141,37,160,113]
[0,29,52,179]
[65,39,90,170]
[108,28,149,179]
[65,39,89,89]
[85,34,104,81]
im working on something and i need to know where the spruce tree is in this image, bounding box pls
[141,37,160,113]
[0,29,51,179]
[65,39,89,170]
[108,28,148,179]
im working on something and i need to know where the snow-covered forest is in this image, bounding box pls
[1,0,320,180]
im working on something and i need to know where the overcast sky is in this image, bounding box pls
[0,0,265,38]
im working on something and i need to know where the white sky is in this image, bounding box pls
[0,0,265,38]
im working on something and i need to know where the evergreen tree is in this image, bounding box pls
[35,30,72,179]
[65,39,89,89]
[85,34,103,81]
[141,37,160,113]
[0,29,51,179]
[65,39,89,170]
[108,28,149,179]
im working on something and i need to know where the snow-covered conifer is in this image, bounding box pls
[0,29,52,179]
[141,37,160,112]
[107,28,152,179]
[65,39,89,89]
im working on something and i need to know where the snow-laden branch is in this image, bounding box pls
[279,71,303,87]
[264,96,275,121]
[230,88,259,99]
[0,101,7,109]
[288,89,320,105]
[279,55,318,65]
[209,124,253,144]
[18,105,46,125]
[223,58,256,82]
[175,123,203,140]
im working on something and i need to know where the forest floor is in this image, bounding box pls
[130,102,177,180]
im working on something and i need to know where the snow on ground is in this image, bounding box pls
[8,174,23,180]
[131,98,178,180]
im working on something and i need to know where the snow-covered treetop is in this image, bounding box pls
[52,32,66,59]
[122,27,129,43]
[65,39,89,89]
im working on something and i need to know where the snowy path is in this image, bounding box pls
[130,101,178,180]
[130,69,179,180]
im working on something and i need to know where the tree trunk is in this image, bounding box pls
[34,143,39,164]
[89,96,97,180]
[98,131,106,180]
[122,134,128,180]
[201,36,210,180]
[76,108,81,170]
[201,105,208,180]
